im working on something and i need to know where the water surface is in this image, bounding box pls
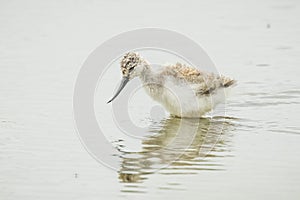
[0,0,300,199]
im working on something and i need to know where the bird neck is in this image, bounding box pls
[139,61,154,83]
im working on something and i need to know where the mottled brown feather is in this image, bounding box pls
[161,63,236,95]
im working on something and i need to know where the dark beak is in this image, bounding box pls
[107,77,129,103]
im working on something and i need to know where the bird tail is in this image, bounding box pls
[223,78,237,87]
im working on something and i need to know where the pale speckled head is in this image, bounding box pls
[107,52,146,103]
[120,52,143,80]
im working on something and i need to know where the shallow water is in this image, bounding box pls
[1,0,300,199]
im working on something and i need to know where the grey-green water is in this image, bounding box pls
[1,0,300,199]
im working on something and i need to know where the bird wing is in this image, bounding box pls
[161,63,236,95]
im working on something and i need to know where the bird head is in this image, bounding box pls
[107,52,146,103]
[120,52,143,80]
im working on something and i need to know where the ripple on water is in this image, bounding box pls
[234,88,300,108]
[116,117,235,193]
[229,83,300,137]
[256,63,270,67]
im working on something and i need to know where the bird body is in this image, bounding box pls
[108,52,236,118]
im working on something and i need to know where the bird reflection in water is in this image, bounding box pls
[118,116,235,183]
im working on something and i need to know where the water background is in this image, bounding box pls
[1,0,300,199]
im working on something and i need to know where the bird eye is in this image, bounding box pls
[129,67,134,72]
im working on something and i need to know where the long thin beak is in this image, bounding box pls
[107,77,129,103]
